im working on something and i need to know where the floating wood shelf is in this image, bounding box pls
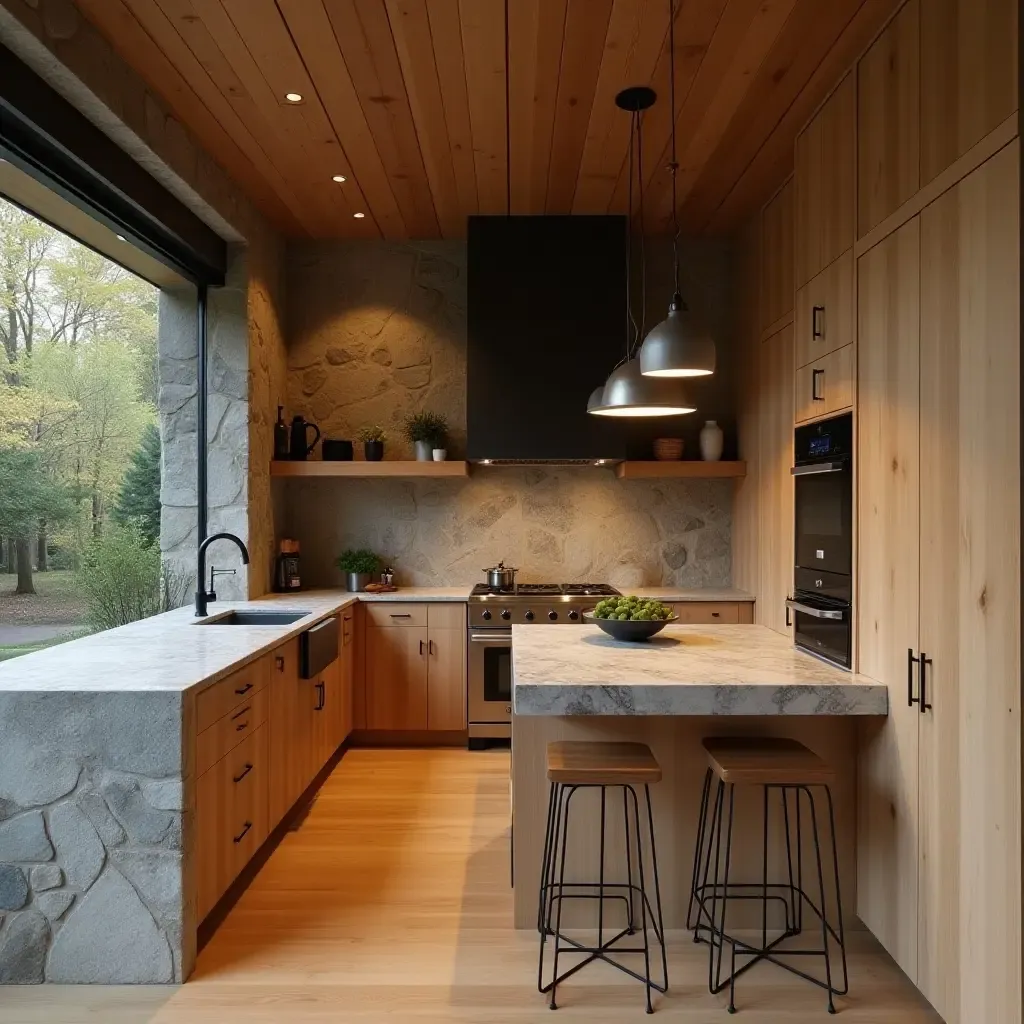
[271,460,469,478]
[614,461,747,480]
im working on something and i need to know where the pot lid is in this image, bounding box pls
[483,561,517,572]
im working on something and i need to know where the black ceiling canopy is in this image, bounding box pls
[0,41,226,286]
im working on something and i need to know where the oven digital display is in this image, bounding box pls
[808,435,832,456]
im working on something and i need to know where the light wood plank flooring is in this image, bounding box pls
[1,749,939,1023]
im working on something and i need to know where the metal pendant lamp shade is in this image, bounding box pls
[589,358,695,417]
[639,292,715,377]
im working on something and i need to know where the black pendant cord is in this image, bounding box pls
[504,0,511,217]
[623,108,638,366]
[668,0,682,305]
[635,108,647,356]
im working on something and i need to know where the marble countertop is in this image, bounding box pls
[0,587,469,694]
[628,587,754,602]
[512,624,887,716]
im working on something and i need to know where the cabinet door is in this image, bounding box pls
[760,178,794,331]
[858,0,921,235]
[794,344,853,423]
[795,73,855,286]
[340,608,355,741]
[919,144,1020,1024]
[920,0,1017,186]
[366,626,429,730]
[758,324,794,636]
[855,218,921,979]
[318,657,343,765]
[667,602,742,625]
[427,628,466,730]
[794,250,854,369]
[267,639,306,829]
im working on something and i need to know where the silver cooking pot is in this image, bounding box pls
[483,562,518,590]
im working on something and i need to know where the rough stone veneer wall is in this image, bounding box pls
[0,692,185,983]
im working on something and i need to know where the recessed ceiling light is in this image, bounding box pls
[353,212,365,219]
[332,174,347,183]
[284,92,303,103]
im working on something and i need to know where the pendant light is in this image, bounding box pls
[588,86,695,418]
[638,0,715,379]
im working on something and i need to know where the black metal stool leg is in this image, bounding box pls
[720,784,736,1013]
[623,787,635,932]
[823,784,849,997]
[644,784,669,994]
[782,786,797,935]
[687,767,713,931]
[548,785,577,1010]
[801,786,836,1014]
[627,785,654,1014]
[538,783,567,993]
[697,779,724,950]
[538,782,557,933]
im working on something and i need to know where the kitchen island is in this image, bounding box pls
[510,623,887,928]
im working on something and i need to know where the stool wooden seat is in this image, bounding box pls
[546,740,662,786]
[702,736,835,786]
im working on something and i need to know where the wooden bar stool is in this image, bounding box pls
[537,740,668,1013]
[688,736,848,1014]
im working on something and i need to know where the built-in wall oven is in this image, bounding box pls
[788,412,853,668]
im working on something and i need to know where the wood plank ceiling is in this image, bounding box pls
[73,0,901,239]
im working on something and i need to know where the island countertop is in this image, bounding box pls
[512,623,888,716]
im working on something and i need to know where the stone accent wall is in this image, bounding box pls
[0,692,185,983]
[287,470,732,589]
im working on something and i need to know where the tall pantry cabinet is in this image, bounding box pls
[857,142,1020,1024]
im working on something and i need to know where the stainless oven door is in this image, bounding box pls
[793,458,852,575]
[468,630,512,723]
[787,593,851,668]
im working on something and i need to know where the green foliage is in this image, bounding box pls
[0,446,74,536]
[113,423,161,546]
[403,411,448,446]
[77,523,162,630]
[357,424,386,443]
[335,548,380,574]
[592,595,675,622]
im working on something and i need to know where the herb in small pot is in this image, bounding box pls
[335,548,381,592]
[357,425,386,461]
[404,412,449,461]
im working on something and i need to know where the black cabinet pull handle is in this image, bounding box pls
[391,613,412,619]
[231,704,251,721]
[812,368,825,401]
[920,654,933,713]
[314,681,325,711]
[907,648,920,707]
[785,604,792,628]
[235,720,249,732]
[429,639,436,654]
[420,639,426,655]
[812,305,825,339]
[275,656,284,672]
[233,821,252,844]
[234,682,253,695]
[233,763,253,784]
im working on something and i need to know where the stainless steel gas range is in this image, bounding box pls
[467,582,620,747]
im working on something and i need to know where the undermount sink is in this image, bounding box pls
[197,609,309,626]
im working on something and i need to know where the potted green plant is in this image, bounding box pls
[335,548,380,592]
[404,411,449,461]
[357,425,386,461]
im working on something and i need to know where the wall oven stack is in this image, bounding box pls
[788,413,853,668]
[467,583,619,747]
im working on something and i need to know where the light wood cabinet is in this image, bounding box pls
[857,145,1020,1024]
[665,602,752,625]
[365,603,467,731]
[267,638,317,828]
[758,324,794,636]
[794,344,853,424]
[857,0,921,236]
[759,177,794,331]
[794,250,853,369]
[795,73,855,287]
[340,607,355,741]
[920,0,1017,186]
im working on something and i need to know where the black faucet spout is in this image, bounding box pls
[195,532,250,617]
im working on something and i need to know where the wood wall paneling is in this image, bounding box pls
[855,217,921,980]
[920,0,1018,187]
[857,0,921,236]
[759,177,794,332]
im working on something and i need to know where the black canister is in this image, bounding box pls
[273,406,290,460]
[322,438,354,461]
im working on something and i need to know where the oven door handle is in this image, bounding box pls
[791,461,848,476]
[469,633,512,643]
[786,599,845,621]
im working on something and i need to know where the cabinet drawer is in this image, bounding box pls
[427,604,465,630]
[196,725,268,921]
[196,656,269,733]
[795,344,854,423]
[670,602,743,625]
[795,250,853,368]
[365,603,428,628]
[196,685,268,776]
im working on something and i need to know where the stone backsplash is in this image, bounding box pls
[285,468,732,589]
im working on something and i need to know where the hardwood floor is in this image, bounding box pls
[1,749,939,1023]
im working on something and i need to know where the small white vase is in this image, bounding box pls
[699,420,723,462]
[432,449,448,462]
[414,440,433,461]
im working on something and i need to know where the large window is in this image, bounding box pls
[0,196,182,661]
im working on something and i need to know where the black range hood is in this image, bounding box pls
[467,215,628,463]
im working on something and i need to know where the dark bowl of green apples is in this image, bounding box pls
[584,595,677,642]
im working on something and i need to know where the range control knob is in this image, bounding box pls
[481,609,492,621]
[568,609,580,621]
[548,610,558,621]
[524,610,535,621]
[500,609,511,621]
